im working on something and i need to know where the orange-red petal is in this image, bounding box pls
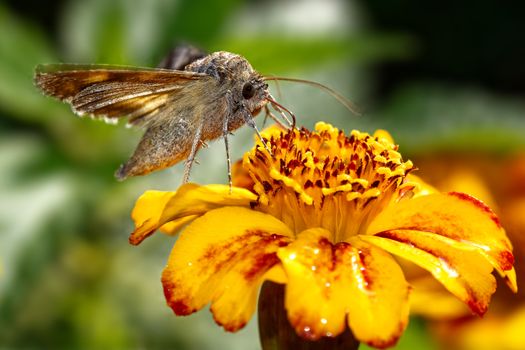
[277,228,409,348]
[367,191,516,291]
[161,206,293,332]
[361,230,496,315]
[130,183,257,245]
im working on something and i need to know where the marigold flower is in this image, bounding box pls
[129,122,516,349]
[404,156,525,350]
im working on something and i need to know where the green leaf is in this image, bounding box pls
[0,5,65,123]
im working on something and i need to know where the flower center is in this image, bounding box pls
[243,122,415,242]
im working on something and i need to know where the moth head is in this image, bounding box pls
[204,52,269,114]
[189,51,271,115]
[239,75,269,115]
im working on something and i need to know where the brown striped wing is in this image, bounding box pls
[34,64,210,126]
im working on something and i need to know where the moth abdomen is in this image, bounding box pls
[116,116,196,180]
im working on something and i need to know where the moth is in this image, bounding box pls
[34,45,356,185]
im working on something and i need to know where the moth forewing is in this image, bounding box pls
[34,64,205,102]
[34,64,210,125]
[34,51,272,184]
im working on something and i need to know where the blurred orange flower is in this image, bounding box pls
[129,123,516,349]
[409,155,525,350]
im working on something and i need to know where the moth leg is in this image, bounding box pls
[182,123,203,184]
[263,104,287,129]
[222,116,233,192]
[242,104,273,156]
[262,107,269,127]
[267,93,294,128]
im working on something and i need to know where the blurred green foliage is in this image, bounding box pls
[1,0,524,349]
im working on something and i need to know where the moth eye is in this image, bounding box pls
[242,82,256,99]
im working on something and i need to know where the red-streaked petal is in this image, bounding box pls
[408,274,471,319]
[277,228,409,348]
[367,191,516,291]
[130,190,174,244]
[346,237,411,349]
[361,230,496,315]
[130,183,257,245]
[162,206,292,332]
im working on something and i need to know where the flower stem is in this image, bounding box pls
[258,281,360,350]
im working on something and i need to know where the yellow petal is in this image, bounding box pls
[361,230,496,315]
[159,214,199,235]
[406,173,438,198]
[373,129,395,144]
[393,257,468,319]
[277,228,409,348]
[130,183,257,245]
[161,206,293,332]
[130,190,175,244]
[408,274,471,319]
[346,237,411,348]
[437,167,498,209]
[367,191,516,291]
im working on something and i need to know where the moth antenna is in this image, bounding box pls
[263,76,361,116]
[266,96,297,129]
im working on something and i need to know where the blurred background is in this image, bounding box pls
[1,0,524,349]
